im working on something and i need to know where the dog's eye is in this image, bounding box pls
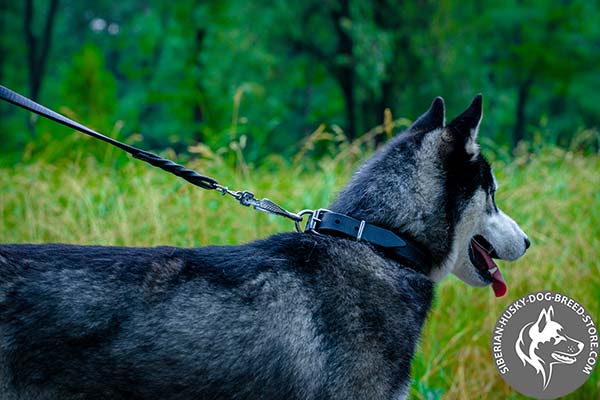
[554,336,564,344]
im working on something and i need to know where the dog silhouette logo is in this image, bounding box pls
[515,306,584,390]
[491,292,598,399]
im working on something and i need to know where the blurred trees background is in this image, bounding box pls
[1,0,599,164]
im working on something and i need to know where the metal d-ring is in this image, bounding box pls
[294,209,315,232]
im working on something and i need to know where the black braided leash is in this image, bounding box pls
[0,85,302,223]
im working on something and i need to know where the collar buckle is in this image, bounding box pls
[294,208,330,233]
[305,208,331,233]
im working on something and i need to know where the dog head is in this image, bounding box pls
[330,95,529,296]
[516,306,584,389]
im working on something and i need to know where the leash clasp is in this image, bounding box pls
[216,185,304,225]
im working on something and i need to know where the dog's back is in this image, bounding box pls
[0,235,432,400]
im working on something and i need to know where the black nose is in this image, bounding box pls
[524,237,531,250]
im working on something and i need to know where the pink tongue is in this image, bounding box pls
[471,240,507,297]
[490,268,507,298]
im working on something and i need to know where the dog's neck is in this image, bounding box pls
[328,134,452,269]
[304,209,432,275]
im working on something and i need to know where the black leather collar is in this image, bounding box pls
[303,209,432,275]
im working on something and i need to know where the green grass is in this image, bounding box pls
[1,145,598,399]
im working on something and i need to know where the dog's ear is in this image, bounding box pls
[443,94,483,158]
[535,307,552,333]
[410,97,445,134]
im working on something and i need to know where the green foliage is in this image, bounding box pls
[1,1,599,163]
[61,44,117,132]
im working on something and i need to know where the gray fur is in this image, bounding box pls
[0,96,528,399]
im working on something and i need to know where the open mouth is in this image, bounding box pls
[552,351,577,364]
[469,235,507,297]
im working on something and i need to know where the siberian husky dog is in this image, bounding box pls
[0,95,529,400]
